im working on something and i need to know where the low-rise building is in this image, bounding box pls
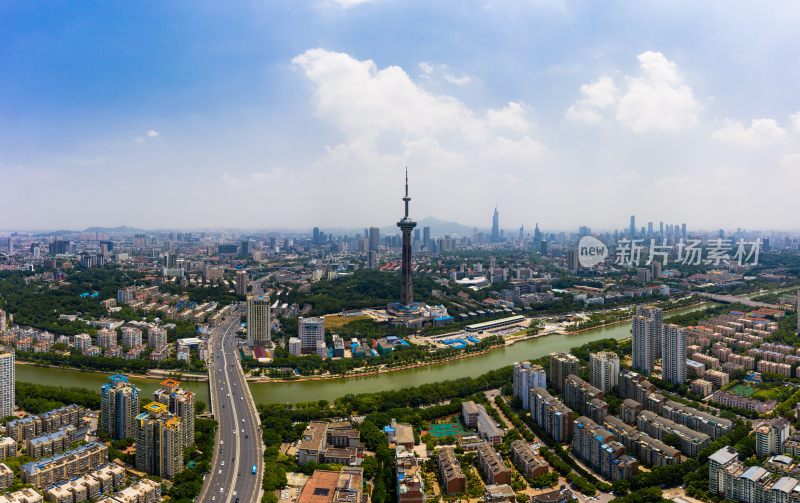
[690,379,714,398]
[0,488,43,503]
[297,421,362,466]
[603,416,681,467]
[637,410,709,457]
[620,400,642,425]
[437,447,466,494]
[385,419,415,450]
[484,484,515,503]
[21,442,108,488]
[395,447,424,503]
[462,401,504,445]
[476,443,511,485]
[297,468,363,503]
[27,426,75,460]
[509,440,548,478]
[0,464,13,491]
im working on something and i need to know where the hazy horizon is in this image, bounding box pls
[2,2,799,231]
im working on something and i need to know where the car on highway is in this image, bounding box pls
[252,464,257,475]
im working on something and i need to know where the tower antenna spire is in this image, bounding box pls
[403,166,411,218]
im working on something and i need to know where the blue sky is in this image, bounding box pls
[2,1,799,231]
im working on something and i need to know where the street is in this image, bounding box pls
[197,309,264,503]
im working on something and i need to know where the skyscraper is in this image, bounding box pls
[590,351,620,393]
[423,226,431,249]
[235,269,248,297]
[368,227,380,252]
[298,317,325,354]
[491,206,500,242]
[246,294,271,346]
[153,379,195,449]
[629,215,636,238]
[662,324,687,385]
[0,348,14,418]
[397,169,416,306]
[135,401,183,479]
[101,374,140,440]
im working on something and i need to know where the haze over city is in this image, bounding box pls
[2,1,800,231]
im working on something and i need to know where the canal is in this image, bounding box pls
[15,303,712,405]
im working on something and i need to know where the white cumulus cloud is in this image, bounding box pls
[712,118,786,147]
[567,51,701,132]
[615,51,701,132]
[790,111,800,133]
[146,129,160,138]
[565,76,618,124]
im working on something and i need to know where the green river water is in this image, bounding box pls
[15,303,712,405]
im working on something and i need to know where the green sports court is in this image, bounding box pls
[427,420,471,438]
[729,383,756,398]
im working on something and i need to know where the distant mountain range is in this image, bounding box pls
[84,225,147,234]
[379,216,487,237]
[21,218,489,237]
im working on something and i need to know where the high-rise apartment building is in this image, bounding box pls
[513,361,547,409]
[632,306,663,374]
[121,326,143,348]
[549,352,580,394]
[755,418,790,457]
[153,379,195,449]
[299,317,325,354]
[235,270,248,297]
[135,402,183,479]
[100,374,140,440]
[590,351,620,393]
[0,348,14,418]
[246,294,271,346]
[97,329,117,349]
[662,324,687,385]
[148,326,167,349]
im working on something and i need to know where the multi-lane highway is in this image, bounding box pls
[198,308,263,503]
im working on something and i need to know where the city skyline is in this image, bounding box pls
[2,2,800,230]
